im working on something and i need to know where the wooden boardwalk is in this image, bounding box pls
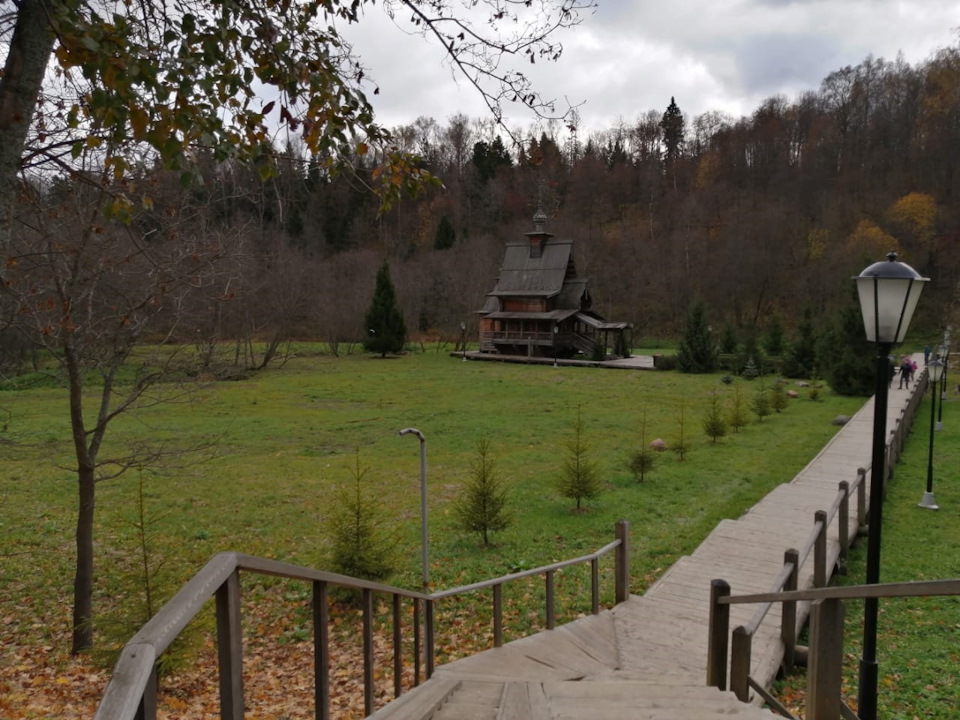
[371,360,927,720]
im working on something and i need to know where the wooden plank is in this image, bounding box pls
[555,615,619,668]
[369,678,462,720]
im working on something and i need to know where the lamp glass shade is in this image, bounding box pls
[854,254,928,343]
[929,359,945,383]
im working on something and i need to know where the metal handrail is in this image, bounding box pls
[95,522,630,720]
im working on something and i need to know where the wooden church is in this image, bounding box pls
[477,209,632,360]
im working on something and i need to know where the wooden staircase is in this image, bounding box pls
[370,610,781,719]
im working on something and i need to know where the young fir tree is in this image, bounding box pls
[557,405,602,510]
[770,381,788,413]
[816,295,874,396]
[327,450,396,584]
[728,382,749,433]
[628,405,657,482]
[751,378,772,423]
[677,302,719,373]
[454,437,511,546]
[762,315,785,357]
[363,261,407,357]
[702,391,728,443]
[783,308,819,379]
[673,400,689,460]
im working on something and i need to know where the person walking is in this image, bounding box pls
[899,355,912,389]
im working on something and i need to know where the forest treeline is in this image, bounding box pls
[8,44,960,362]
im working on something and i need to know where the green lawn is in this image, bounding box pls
[0,347,861,656]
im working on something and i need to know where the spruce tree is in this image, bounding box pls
[728,382,749,433]
[702,391,728,443]
[783,308,819,379]
[434,216,456,250]
[363,261,407,357]
[817,297,874,396]
[677,302,719,373]
[628,405,657,482]
[556,405,602,510]
[454,437,511,546]
[328,450,396,584]
[751,378,772,423]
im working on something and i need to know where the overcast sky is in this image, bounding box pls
[342,0,959,137]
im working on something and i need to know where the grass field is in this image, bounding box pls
[0,344,933,717]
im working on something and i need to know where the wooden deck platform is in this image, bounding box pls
[370,359,927,719]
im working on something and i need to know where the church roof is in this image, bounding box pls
[487,238,574,299]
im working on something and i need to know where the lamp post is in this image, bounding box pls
[460,322,467,361]
[918,359,944,510]
[937,341,949,430]
[854,252,928,720]
[553,325,559,366]
[398,428,429,588]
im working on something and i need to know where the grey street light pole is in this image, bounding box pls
[854,252,928,720]
[918,359,944,510]
[399,428,429,588]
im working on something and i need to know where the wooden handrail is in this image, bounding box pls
[95,522,630,720]
[708,367,930,714]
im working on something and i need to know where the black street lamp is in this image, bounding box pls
[854,252,928,720]
[937,341,949,430]
[460,321,467,361]
[918,359,945,510]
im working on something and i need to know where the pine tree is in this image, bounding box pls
[728,382,749,433]
[454,437,511,546]
[673,401,689,460]
[751,378,772,423]
[660,96,685,163]
[702,391,728,443]
[817,297,874,396]
[434,215,456,250]
[763,315,785,357]
[770,381,788,413]
[363,261,407,357]
[628,405,656,482]
[556,405,602,510]
[677,302,719,373]
[327,450,396,583]
[783,308,819,379]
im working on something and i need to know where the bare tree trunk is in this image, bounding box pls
[66,346,96,654]
[0,2,54,248]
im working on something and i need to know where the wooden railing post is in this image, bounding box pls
[392,594,402,699]
[362,588,374,717]
[138,667,157,720]
[215,569,244,720]
[615,520,630,604]
[781,549,799,672]
[590,558,599,614]
[313,581,330,720]
[413,598,422,686]
[545,570,555,630]
[814,510,828,588]
[730,626,752,702]
[838,481,850,575]
[493,584,503,647]
[425,599,435,679]
[706,579,730,691]
[807,599,845,720]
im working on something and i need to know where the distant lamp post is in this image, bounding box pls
[919,359,945,510]
[937,342,949,430]
[553,325,559,366]
[460,321,467,361]
[398,428,429,588]
[854,251,928,720]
